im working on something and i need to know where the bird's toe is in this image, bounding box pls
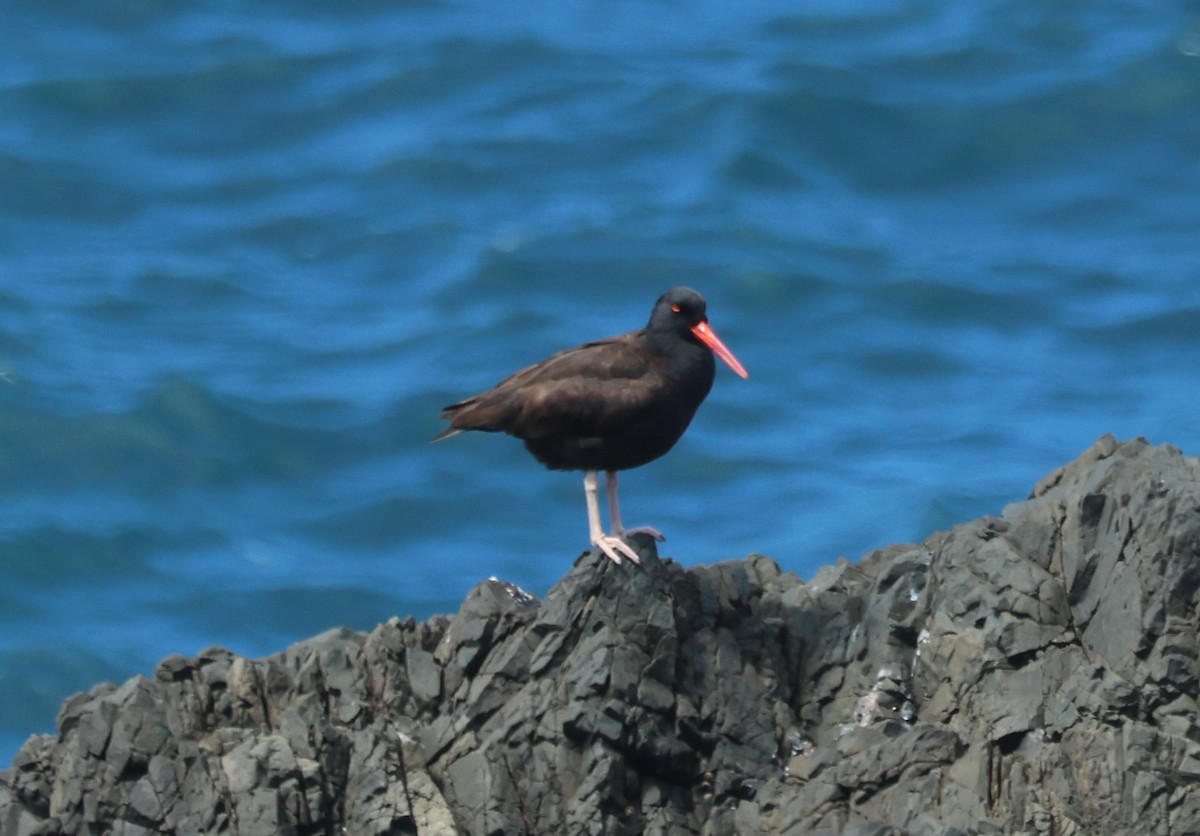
[618,525,665,542]
[594,535,642,566]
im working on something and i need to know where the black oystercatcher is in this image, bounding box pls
[433,287,748,565]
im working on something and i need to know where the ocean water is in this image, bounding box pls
[3,0,1200,764]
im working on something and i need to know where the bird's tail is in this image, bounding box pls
[430,426,463,443]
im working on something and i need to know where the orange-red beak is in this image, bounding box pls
[691,321,749,379]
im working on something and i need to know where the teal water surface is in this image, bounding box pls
[3,1,1200,763]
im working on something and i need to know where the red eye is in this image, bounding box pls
[671,303,682,313]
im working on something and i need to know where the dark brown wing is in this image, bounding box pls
[435,330,667,440]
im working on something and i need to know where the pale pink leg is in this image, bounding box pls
[606,470,665,541]
[584,470,642,565]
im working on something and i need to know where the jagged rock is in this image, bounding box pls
[4,435,1200,833]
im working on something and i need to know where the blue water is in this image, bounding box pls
[3,1,1200,764]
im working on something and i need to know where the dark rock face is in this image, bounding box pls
[5,435,1200,834]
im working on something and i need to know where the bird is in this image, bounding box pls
[432,287,748,565]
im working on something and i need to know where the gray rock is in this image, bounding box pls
[4,436,1200,833]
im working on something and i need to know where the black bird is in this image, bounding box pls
[433,287,748,565]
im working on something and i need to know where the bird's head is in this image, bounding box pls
[650,287,749,379]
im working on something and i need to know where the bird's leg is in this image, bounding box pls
[584,470,641,565]
[606,470,665,541]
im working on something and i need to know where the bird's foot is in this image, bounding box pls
[593,534,643,566]
[615,525,665,542]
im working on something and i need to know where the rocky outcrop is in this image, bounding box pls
[5,435,1200,834]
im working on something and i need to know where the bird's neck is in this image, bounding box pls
[645,329,714,378]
